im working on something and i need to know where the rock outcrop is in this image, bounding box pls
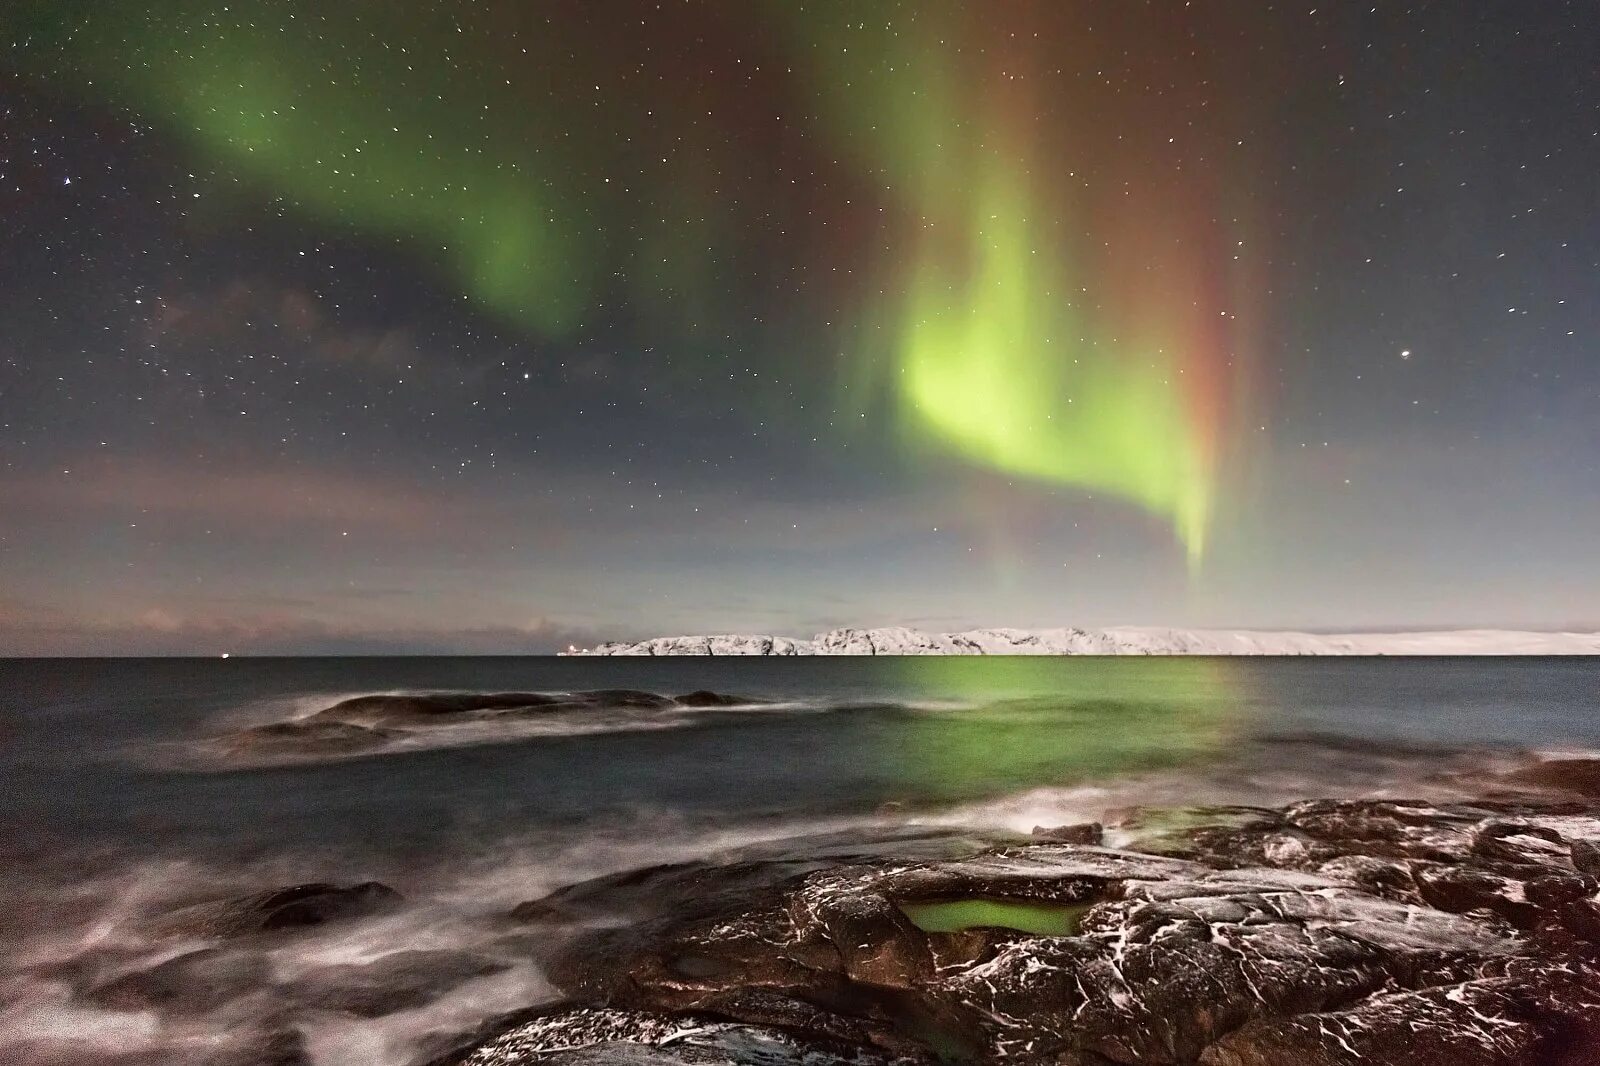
[201,689,758,765]
[150,881,403,939]
[451,787,1600,1065]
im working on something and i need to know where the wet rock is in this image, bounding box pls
[1286,798,1486,861]
[153,881,403,938]
[85,947,272,1012]
[466,797,1600,1064]
[573,689,678,709]
[509,828,1006,928]
[206,687,709,765]
[1029,822,1102,844]
[306,689,680,728]
[222,719,394,756]
[1201,961,1600,1066]
[1473,820,1573,867]
[1413,863,1543,927]
[446,1006,914,1066]
[311,692,571,726]
[1508,757,1600,797]
[294,949,509,1017]
[673,690,761,707]
[1571,839,1600,878]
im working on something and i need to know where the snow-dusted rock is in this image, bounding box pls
[570,625,1600,656]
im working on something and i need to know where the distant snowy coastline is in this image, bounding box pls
[564,625,1600,656]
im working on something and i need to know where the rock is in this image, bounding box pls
[1509,758,1600,798]
[459,798,1600,1064]
[1571,839,1600,878]
[207,688,701,764]
[574,689,677,709]
[446,1006,913,1066]
[222,719,394,756]
[310,692,570,726]
[672,690,760,707]
[1029,822,1102,844]
[301,689,678,728]
[153,881,403,938]
[1201,961,1600,1066]
[294,949,509,1017]
[85,947,271,1012]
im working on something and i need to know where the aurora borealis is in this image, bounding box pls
[792,6,1252,565]
[2,2,1597,653]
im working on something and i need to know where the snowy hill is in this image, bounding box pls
[567,626,1600,656]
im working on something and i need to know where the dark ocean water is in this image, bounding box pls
[6,656,1600,852]
[1,655,1597,1064]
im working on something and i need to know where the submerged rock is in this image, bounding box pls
[306,688,687,728]
[463,797,1600,1065]
[222,718,395,756]
[294,949,510,1017]
[201,688,761,765]
[152,880,403,939]
[1029,821,1103,844]
[310,692,574,726]
[673,690,763,707]
[84,947,272,1012]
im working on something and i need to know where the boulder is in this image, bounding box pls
[1029,822,1103,844]
[152,881,402,939]
[672,690,761,707]
[310,692,569,726]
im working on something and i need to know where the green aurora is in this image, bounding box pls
[16,0,1250,564]
[784,7,1245,564]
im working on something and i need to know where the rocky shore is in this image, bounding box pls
[433,769,1600,1066]
[27,757,1600,1066]
[190,689,767,766]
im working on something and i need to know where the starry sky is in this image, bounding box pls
[2,1,1597,655]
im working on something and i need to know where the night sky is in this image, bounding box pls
[2,1,1597,655]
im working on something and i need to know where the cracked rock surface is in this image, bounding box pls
[450,792,1600,1065]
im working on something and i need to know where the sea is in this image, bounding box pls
[2,655,1598,1064]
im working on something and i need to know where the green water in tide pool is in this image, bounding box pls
[899,898,1091,936]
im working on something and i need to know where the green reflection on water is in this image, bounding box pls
[900,898,1090,936]
[878,656,1250,804]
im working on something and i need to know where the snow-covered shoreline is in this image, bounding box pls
[566,625,1600,656]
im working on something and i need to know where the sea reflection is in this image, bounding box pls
[878,655,1252,804]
